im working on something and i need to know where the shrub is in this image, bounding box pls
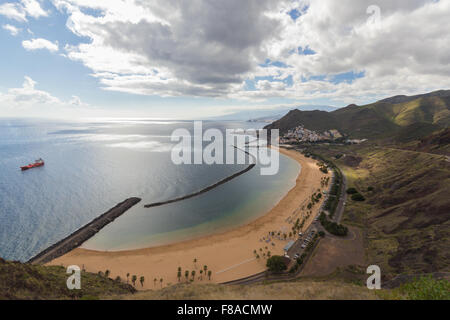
[319,213,348,236]
[289,264,299,273]
[320,167,328,174]
[266,256,287,273]
[351,193,366,201]
[367,186,374,192]
[400,276,450,300]
[346,187,358,194]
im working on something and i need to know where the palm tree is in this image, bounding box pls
[177,270,182,282]
[185,270,189,282]
[140,276,145,287]
[267,251,271,258]
[131,275,137,287]
[126,273,130,284]
[115,276,121,282]
[191,270,196,281]
[105,270,110,278]
[203,265,208,276]
[208,270,212,280]
[160,278,163,288]
[154,278,157,287]
[199,270,203,280]
[193,258,197,269]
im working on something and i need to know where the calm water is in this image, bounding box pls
[0,119,300,260]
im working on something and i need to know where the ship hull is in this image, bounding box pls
[21,162,44,171]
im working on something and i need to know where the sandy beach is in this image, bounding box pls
[48,148,329,289]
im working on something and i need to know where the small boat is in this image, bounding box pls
[21,158,45,171]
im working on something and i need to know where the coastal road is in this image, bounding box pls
[375,146,449,161]
[333,173,347,224]
[222,153,349,286]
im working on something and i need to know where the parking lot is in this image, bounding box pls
[286,216,320,260]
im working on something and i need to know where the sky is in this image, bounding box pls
[0,0,449,119]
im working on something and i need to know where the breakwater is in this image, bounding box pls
[28,197,141,264]
[144,147,256,208]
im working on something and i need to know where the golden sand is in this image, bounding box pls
[48,148,328,289]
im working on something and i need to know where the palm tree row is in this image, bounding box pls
[253,248,271,260]
[178,265,212,282]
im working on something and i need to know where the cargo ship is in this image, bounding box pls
[21,158,44,171]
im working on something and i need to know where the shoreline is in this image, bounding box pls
[48,148,329,289]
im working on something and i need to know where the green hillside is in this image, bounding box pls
[0,257,135,299]
[305,144,450,277]
[266,90,450,141]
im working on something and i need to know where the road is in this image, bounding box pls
[287,159,348,260]
[333,172,347,224]
[222,152,349,286]
[376,146,449,162]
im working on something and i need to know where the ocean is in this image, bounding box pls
[0,118,300,261]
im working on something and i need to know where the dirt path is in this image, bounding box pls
[300,226,365,277]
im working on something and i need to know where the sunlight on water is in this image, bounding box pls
[0,119,299,260]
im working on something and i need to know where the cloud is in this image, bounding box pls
[53,0,450,104]
[56,0,285,97]
[2,24,21,36]
[21,0,48,18]
[0,0,47,22]
[22,38,59,52]
[68,95,89,107]
[0,76,88,113]
[1,76,61,107]
[238,0,450,104]
[0,3,27,21]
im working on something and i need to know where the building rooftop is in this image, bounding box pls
[284,240,295,252]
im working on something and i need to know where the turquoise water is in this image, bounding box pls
[0,119,300,260]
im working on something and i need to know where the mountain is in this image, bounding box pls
[407,128,450,155]
[265,90,450,141]
[378,90,450,104]
[209,105,337,121]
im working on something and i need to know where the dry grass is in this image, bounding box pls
[309,143,450,277]
[108,280,378,300]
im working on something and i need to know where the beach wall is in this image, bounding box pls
[144,146,256,208]
[28,197,141,265]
